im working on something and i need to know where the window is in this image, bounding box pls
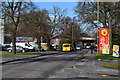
[63,45,69,47]
[17,46,22,48]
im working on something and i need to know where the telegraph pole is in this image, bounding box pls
[72,23,74,47]
[97,2,99,55]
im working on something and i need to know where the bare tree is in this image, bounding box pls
[2,0,34,54]
[32,10,51,49]
[50,6,67,37]
[2,1,23,54]
[19,9,51,49]
[58,17,83,47]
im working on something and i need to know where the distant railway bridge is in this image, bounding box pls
[79,37,96,43]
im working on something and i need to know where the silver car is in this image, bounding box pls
[76,44,83,50]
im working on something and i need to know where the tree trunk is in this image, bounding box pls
[12,34,16,54]
[47,39,51,50]
[12,24,17,54]
[46,36,51,51]
[37,36,41,49]
[109,18,112,54]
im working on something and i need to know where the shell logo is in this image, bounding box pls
[101,29,108,36]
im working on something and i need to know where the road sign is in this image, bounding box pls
[113,45,119,57]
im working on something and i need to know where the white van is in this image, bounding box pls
[28,42,39,51]
[10,42,35,51]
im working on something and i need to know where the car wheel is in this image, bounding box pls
[22,50,25,53]
[8,49,12,53]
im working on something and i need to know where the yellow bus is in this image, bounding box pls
[62,43,71,51]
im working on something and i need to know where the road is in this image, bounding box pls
[1,49,119,79]
[0,51,8,54]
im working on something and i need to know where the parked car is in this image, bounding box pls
[86,43,91,49]
[76,44,83,50]
[7,46,29,53]
[0,44,7,51]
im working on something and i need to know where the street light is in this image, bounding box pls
[97,2,100,55]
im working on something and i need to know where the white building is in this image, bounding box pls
[0,14,4,45]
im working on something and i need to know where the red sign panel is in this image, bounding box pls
[98,28,109,53]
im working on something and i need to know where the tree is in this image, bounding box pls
[20,6,68,50]
[50,6,67,37]
[33,10,51,49]
[112,28,120,45]
[19,9,51,49]
[59,17,83,48]
[2,1,23,54]
[2,0,34,54]
[75,2,120,54]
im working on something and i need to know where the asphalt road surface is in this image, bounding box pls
[0,51,8,54]
[1,49,119,79]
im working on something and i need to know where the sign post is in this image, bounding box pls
[98,28,110,54]
[113,45,119,57]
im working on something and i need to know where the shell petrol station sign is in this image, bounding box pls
[98,28,110,54]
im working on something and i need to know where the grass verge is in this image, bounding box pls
[95,53,120,60]
[99,64,120,70]
[95,53,120,69]
[0,51,46,57]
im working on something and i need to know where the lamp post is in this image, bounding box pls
[97,2,99,55]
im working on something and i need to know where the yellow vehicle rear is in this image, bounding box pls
[62,43,71,51]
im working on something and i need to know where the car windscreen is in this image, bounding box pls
[25,43,32,47]
[76,45,81,47]
[28,43,32,46]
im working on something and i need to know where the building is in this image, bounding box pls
[0,17,4,45]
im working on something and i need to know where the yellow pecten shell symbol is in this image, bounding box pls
[101,29,107,36]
